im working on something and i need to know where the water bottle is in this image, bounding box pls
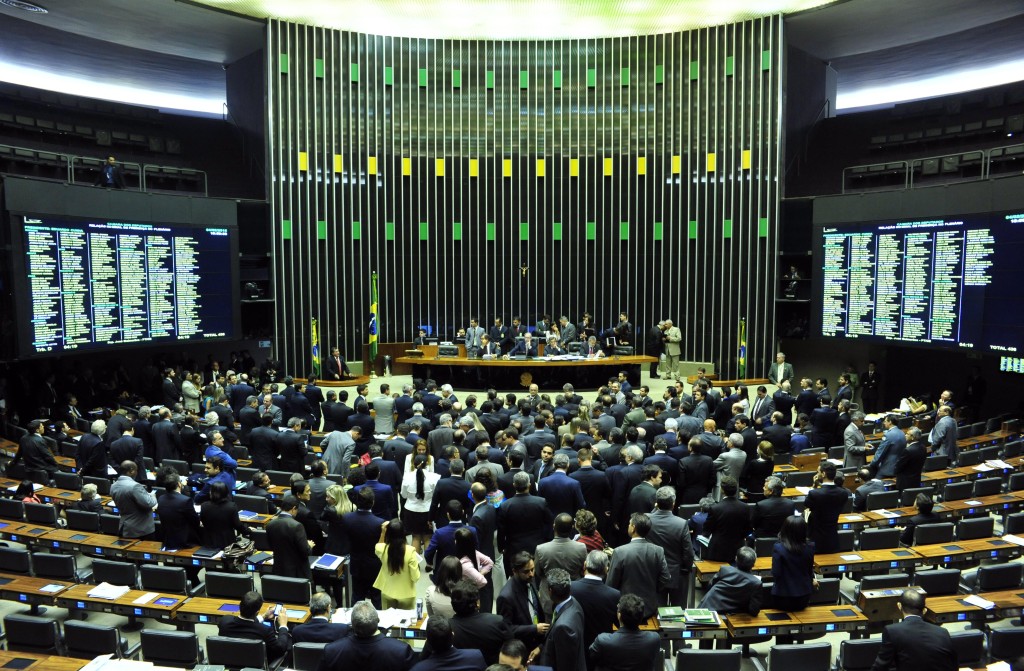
[416,598,423,621]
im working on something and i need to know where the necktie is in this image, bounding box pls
[753,398,762,418]
[528,585,540,624]
[335,357,342,373]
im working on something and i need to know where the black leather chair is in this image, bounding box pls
[912,523,954,546]
[162,459,190,477]
[205,571,255,600]
[865,490,901,510]
[675,648,741,671]
[32,551,91,583]
[950,629,985,668]
[837,639,884,671]
[899,487,932,508]
[207,635,284,671]
[989,628,1024,662]
[912,568,960,596]
[0,546,32,574]
[66,509,101,532]
[763,642,831,671]
[262,574,312,605]
[4,614,62,655]
[54,471,83,491]
[859,528,900,550]
[64,620,140,659]
[942,481,974,502]
[1005,512,1024,535]
[140,629,204,668]
[99,513,122,536]
[91,558,139,588]
[292,642,328,671]
[140,564,203,596]
[0,498,26,522]
[956,517,994,540]
[976,562,1023,592]
[82,476,111,495]
[234,493,270,514]
[24,502,59,527]
[972,477,1003,497]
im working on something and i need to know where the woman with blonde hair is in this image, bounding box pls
[321,483,355,556]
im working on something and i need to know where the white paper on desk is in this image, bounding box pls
[77,655,114,671]
[987,460,1013,470]
[843,515,864,521]
[87,582,130,600]
[795,486,811,495]
[332,608,352,624]
[973,464,995,472]
[876,510,900,517]
[39,583,65,593]
[378,608,418,629]
[963,500,984,506]
[1002,534,1024,546]
[133,592,159,605]
[988,661,1012,671]
[963,594,995,610]
[840,554,862,561]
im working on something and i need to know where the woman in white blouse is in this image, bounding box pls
[181,373,201,413]
[400,453,440,552]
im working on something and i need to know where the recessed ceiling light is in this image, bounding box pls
[0,0,48,13]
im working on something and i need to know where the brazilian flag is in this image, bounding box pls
[369,271,379,364]
[311,317,321,377]
[737,318,747,378]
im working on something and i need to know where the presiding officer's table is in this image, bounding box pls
[397,350,657,390]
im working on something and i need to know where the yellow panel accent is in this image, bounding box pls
[503,159,512,177]
[402,157,412,176]
[742,149,752,170]
[569,158,579,177]
[603,157,613,176]
[469,159,479,177]
[536,158,546,177]
[637,157,647,175]
[299,152,308,172]
[367,156,377,174]
[332,154,341,173]
[706,153,716,172]
[671,155,682,174]
[435,158,445,177]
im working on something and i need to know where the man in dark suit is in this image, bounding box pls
[230,374,256,416]
[853,468,887,512]
[303,376,324,427]
[861,362,882,413]
[291,592,350,643]
[870,590,955,671]
[606,513,670,619]
[570,448,611,534]
[805,462,849,554]
[540,568,586,671]
[498,472,554,575]
[507,332,538,358]
[285,383,316,427]
[794,379,818,419]
[151,408,181,465]
[752,476,795,538]
[108,424,146,483]
[320,599,415,671]
[762,411,794,454]
[771,382,796,426]
[570,551,620,669]
[833,373,854,410]
[237,395,261,442]
[894,427,928,492]
[217,591,291,662]
[703,476,751,562]
[425,500,476,569]
[430,459,472,525]
[266,495,312,579]
[677,437,716,504]
[587,594,662,671]
[275,417,308,474]
[323,346,351,381]
[161,368,181,408]
[809,398,840,448]
[155,467,201,551]
[354,462,398,521]
[537,454,586,519]
[345,487,386,606]
[496,551,549,650]
[646,486,693,607]
[450,580,513,666]
[870,414,906,479]
[412,615,487,671]
[699,546,763,615]
[248,413,279,471]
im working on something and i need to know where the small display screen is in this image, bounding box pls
[218,604,240,612]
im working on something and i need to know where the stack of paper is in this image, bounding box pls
[87,582,131,600]
[963,594,995,610]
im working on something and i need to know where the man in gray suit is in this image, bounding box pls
[929,405,959,466]
[110,460,158,539]
[534,513,588,617]
[607,513,671,619]
[372,384,396,434]
[465,317,485,354]
[699,546,763,615]
[844,411,870,468]
[767,352,795,386]
[646,486,694,607]
[557,316,578,348]
[662,319,682,380]
[713,433,746,498]
[260,393,283,427]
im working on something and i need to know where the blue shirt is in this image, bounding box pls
[195,470,235,504]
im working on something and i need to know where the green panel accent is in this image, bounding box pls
[620,68,630,86]
[314,59,324,79]
[282,219,292,240]
[384,221,395,241]
[351,221,361,240]
[619,221,630,240]
[486,222,496,241]
[585,222,597,241]
[383,66,393,85]
[486,70,495,89]
[552,222,563,241]
[654,64,664,84]
[725,56,734,76]
[349,63,359,81]
[419,221,429,240]
[452,69,462,88]
[586,69,597,87]
[723,219,733,239]
[519,222,530,241]
[689,60,698,80]
[762,50,772,70]
[688,220,698,240]
[279,53,289,74]
[418,68,428,87]
[519,70,529,89]
[552,70,562,89]
[452,222,463,241]
[759,217,769,238]
[653,222,663,241]
[317,220,327,240]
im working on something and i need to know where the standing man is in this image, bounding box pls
[534,514,588,617]
[540,569,587,671]
[465,317,485,355]
[645,321,665,379]
[94,155,126,188]
[586,594,662,671]
[110,460,157,540]
[861,362,881,412]
[497,472,554,575]
[843,411,870,468]
[870,591,955,671]
[661,319,681,381]
[324,346,350,381]
[870,414,906,479]
[497,551,549,653]
[767,352,794,386]
[373,384,397,435]
[929,405,958,466]
[806,462,848,554]
[606,513,671,619]
[266,495,312,580]
[894,427,927,492]
[646,486,693,607]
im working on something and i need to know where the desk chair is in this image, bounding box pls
[911,568,960,596]
[0,498,26,522]
[262,574,312,605]
[784,471,816,488]
[234,493,270,514]
[65,620,140,660]
[922,454,947,472]
[91,558,139,588]
[266,470,295,487]
[837,639,884,671]
[950,629,985,667]
[24,502,59,527]
[865,490,900,510]
[140,629,204,668]
[858,527,900,550]
[207,636,285,671]
[975,562,1023,592]
[675,648,741,671]
[1004,440,1023,459]
[942,481,974,502]
[1008,473,1024,492]
[140,564,203,597]
[82,476,111,495]
[0,546,32,575]
[32,551,91,583]
[841,573,911,605]
[972,477,1002,497]
[1005,512,1024,535]
[4,614,62,655]
[756,642,831,671]
[54,471,82,491]
[988,628,1024,662]
[99,513,122,536]
[978,445,1003,462]
[956,517,994,540]
[913,523,954,546]
[958,451,983,467]
[236,467,258,484]
[899,487,932,508]
[162,459,189,476]
[205,571,255,600]
[292,642,328,671]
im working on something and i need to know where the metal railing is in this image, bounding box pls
[842,141,1024,193]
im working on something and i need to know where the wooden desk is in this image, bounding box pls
[0,650,88,671]
[792,605,871,634]
[813,548,924,575]
[175,597,311,626]
[395,354,657,390]
[0,573,73,610]
[692,558,773,608]
[725,610,804,638]
[0,523,57,546]
[924,588,1024,624]
[56,582,185,619]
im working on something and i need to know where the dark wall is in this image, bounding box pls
[226,47,268,199]
[783,44,829,188]
[267,18,785,376]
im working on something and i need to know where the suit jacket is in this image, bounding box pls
[231,383,256,415]
[248,426,280,471]
[646,509,694,589]
[767,362,795,385]
[805,484,849,553]
[200,499,246,549]
[450,612,513,666]
[217,615,291,662]
[570,466,610,518]
[538,471,586,519]
[410,647,487,671]
[238,406,260,441]
[108,434,146,482]
[771,541,816,597]
[870,615,956,671]
[355,480,398,521]
[497,576,547,649]
[157,490,201,550]
[344,509,386,587]
[663,326,681,355]
[323,355,351,380]
[535,538,588,615]
[748,395,775,428]
[794,389,818,418]
[895,441,927,491]
[606,538,670,618]
[752,496,795,538]
[290,617,350,644]
[497,493,554,556]
[320,633,416,671]
[844,423,868,468]
[508,339,539,357]
[698,565,763,615]
[854,480,886,512]
[559,322,578,346]
[589,629,662,671]
[275,430,308,474]
[871,427,907,478]
[75,433,108,478]
[929,416,959,465]
[704,497,751,562]
[712,448,746,485]
[267,512,311,579]
[542,598,587,671]
[424,521,475,566]
[152,419,182,464]
[809,407,839,448]
[570,578,620,656]
[677,454,715,504]
[430,477,472,524]
[627,481,658,516]
[469,502,498,559]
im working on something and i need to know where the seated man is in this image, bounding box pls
[505,332,538,359]
[194,457,234,504]
[588,594,662,671]
[698,546,763,616]
[410,615,487,671]
[217,591,291,662]
[544,337,566,357]
[320,600,416,670]
[291,592,349,643]
[244,471,279,514]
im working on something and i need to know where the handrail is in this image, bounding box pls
[842,141,1024,193]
